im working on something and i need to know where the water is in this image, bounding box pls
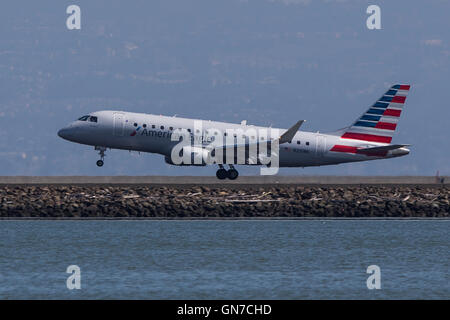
[0,220,448,299]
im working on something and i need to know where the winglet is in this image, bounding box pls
[279,120,305,144]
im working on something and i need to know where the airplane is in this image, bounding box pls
[58,84,411,179]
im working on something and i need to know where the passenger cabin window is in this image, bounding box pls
[160,126,164,130]
[297,141,300,145]
[306,142,310,146]
[78,115,89,121]
[152,125,156,129]
[89,116,98,123]
[143,124,147,128]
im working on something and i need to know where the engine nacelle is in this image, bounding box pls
[164,146,210,166]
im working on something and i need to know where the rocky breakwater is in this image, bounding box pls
[0,185,449,218]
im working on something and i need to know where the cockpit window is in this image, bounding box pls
[89,116,98,123]
[78,115,89,121]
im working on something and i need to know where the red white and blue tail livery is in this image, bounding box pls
[342,84,410,144]
[329,84,411,160]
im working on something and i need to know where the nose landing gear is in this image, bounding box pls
[95,146,106,167]
[215,164,239,180]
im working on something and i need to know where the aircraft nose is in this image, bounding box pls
[57,128,67,139]
[58,127,76,140]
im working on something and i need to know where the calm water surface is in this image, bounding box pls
[0,220,448,299]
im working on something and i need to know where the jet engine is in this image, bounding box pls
[164,146,210,166]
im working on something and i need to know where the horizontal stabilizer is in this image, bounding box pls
[357,144,411,153]
[279,120,305,144]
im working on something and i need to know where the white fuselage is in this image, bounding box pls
[58,110,409,168]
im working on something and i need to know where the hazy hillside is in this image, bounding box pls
[0,0,448,176]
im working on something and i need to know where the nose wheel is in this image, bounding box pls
[216,165,239,180]
[95,146,106,167]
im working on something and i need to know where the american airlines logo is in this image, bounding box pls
[130,126,141,136]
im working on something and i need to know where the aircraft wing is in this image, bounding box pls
[212,120,305,152]
[279,120,305,144]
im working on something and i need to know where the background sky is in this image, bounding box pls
[0,0,449,176]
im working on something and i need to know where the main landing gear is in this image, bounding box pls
[216,164,239,180]
[95,146,106,167]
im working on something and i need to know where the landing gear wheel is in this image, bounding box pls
[227,169,239,180]
[95,146,107,168]
[216,168,228,180]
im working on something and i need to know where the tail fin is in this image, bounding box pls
[341,84,411,144]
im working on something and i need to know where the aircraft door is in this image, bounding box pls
[315,135,327,156]
[113,112,125,136]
